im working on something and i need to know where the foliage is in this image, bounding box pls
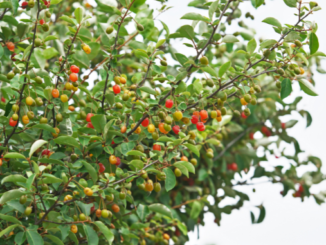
[0,0,325,244]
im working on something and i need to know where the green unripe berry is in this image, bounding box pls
[35,38,42,47]
[294,40,302,48]
[276,81,282,89]
[160,60,167,66]
[254,85,261,93]
[199,56,209,66]
[263,49,271,59]
[244,108,251,116]
[174,168,182,177]
[244,94,251,103]
[106,26,114,34]
[221,107,227,115]
[154,182,161,192]
[277,68,285,75]
[7,71,14,80]
[137,24,144,32]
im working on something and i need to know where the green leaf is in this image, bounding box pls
[31,124,56,134]
[44,235,64,245]
[43,47,59,59]
[218,61,231,77]
[190,201,202,219]
[178,25,195,40]
[1,175,27,184]
[17,23,29,39]
[251,0,264,8]
[157,136,173,142]
[0,189,27,205]
[181,12,210,22]
[139,87,157,95]
[260,39,277,49]
[163,168,176,192]
[193,79,203,94]
[256,206,266,223]
[3,152,26,159]
[134,49,148,59]
[281,78,292,99]
[75,8,84,24]
[94,221,114,245]
[60,15,77,26]
[0,213,22,225]
[155,39,166,49]
[222,35,239,43]
[44,35,58,42]
[136,204,150,222]
[128,160,145,169]
[209,1,219,20]
[26,174,36,191]
[80,161,98,183]
[173,162,189,177]
[42,173,63,184]
[296,53,309,66]
[26,229,44,245]
[298,78,318,96]
[309,33,319,55]
[148,203,173,218]
[283,0,297,8]
[14,231,26,245]
[126,150,146,157]
[262,17,282,29]
[0,224,20,238]
[50,0,62,4]
[83,224,99,245]
[184,143,200,157]
[201,66,218,77]
[91,115,106,133]
[54,136,81,150]
[29,139,48,158]
[68,231,79,245]
[174,161,195,174]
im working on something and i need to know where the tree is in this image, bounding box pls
[0,0,324,244]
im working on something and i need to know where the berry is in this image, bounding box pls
[42,149,51,156]
[71,225,78,234]
[141,118,149,127]
[106,26,114,34]
[25,207,32,216]
[70,65,80,73]
[84,187,93,196]
[86,113,94,122]
[199,56,209,65]
[196,122,205,131]
[109,155,117,165]
[153,144,161,151]
[69,73,78,82]
[228,163,238,171]
[52,89,59,98]
[199,110,208,120]
[147,124,155,133]
[9,118,17,127]
[191,115,199,124]
[99,163,105,173]
[7,71,14,80]
[87,122,94,129]
[22,115,29,125]
[165,99,173,109]
[172,125,180,135]
[60,94,68,103]
[173,111,183,121]
[145,180,154,192]
[83,45,91,54]
[249,132,254,140]
[137,24,144,32]
[116,157,121,166]
[111,204,120,213]
[1,97,5,103]
[113,84,121,94]
[154,182,161,192]
[121,125,127,133]
[21,1,28,8]
[241,111,247,119]
[39,19,45,25]
[281,122,286,129]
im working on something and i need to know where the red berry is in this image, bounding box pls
[70,65,80,73]
[99,163,105,173]
[281,122,286,130]
[261,126,271,137]
[227,163,238,171]
[11,53,16,61]
[86,113,94,122]
[153,144,161,151]
[9,117,18,127]
[196,122,205,131]
[42,149,51,156]
[111,140,115,145]
[141,118,149,127]
[199,110,208,120]
[113,85,121,94]
[241,111,247,119]
[165,99,173,109]
[1,97,5,103]
[298,184,304,193]
[87,122,94,129]
[115,157,121,166]
[21,2,28,8]
[90,204,95,213]
[294,191,301,197]
[249,132,254,140]
[191,115,198,124]
[39,19,45,25]
[172,125,180,135]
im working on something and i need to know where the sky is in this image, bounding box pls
[146,1,326,245]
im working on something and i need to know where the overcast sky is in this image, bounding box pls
[147,1,326,244]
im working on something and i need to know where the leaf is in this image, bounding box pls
[94,221,114,245]
[222,35,239,43]
[178,25,195,40]
[75,8,84,24]
[54,136,81,150]
[256,206,266,223]
[1,175,27,184]
[251,0,264,8]
[260,39,277,49]
[193,79,203,94]
[139,87,157,95]
[81,161,98,183]
[283,0,297,8]
[3,152,26,159]
[247,39,257,55]
[128,160,145,169]
[44,35,58,42]
[0,213,22,224]
[181,12,210,22]
[190,201,202,219]
[31,124,56,134]
[173,162,189,177]
[155,39,166,49]
[298,79,318,96]
[157,136,173,142]
[50,0,62,4]
[26,229,44,245]
[184,143,200,157]
[15,231,26,245]
[42,173,63,184]
[0,224,20,238]
[309,33,319,55]
[262,17,282,29]
[201,66,218,77]
[209,1,219,20]
[281,78,292,99]
[83,224,99,245]
[296,53,309,66]
[174,161,195,174]
[44,235,64,245]
[127,150,146,158]
[29,139,48,158]
[90,115,106,133]
[60,15,77,26]
[136,204,150,222]
[163,168,176,192]
[218,61,231,77]
[148,204,173,218]
[17,23,29,39]
[43,47,59,59]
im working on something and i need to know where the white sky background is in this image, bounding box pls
[145,1,326,245]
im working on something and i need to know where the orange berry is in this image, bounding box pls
[52,89,59,98]
[68,105,75,111]
[111,204,120,213]
[69,73,78,82]
[181,156,188,162]
[159,123,168,134]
